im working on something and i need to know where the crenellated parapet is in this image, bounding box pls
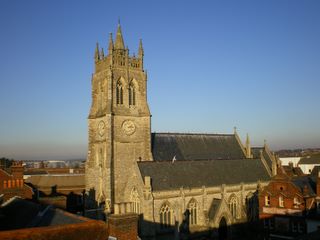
[94,24,144,73]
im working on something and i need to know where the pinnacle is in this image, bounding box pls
[114,23,125,49]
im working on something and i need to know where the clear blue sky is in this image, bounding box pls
[0,0,319,160]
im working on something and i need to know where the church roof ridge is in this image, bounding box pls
[251,147,265,150]
[152,132,235,137]
[138,158,259,164]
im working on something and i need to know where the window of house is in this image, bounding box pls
[160,203,172,229]
[8,180,11,188]
[264,218,275,229]
[229,196,237,218]
[292,222,298,232]
[265,195,271,206]
[3,180,7,189]
[264,219,269,229]
[270,218,275,230]
[298,222,305,233]
[188,199,197,225]
[12,179,15,188]
[279,196,284,207]
[264,218,274,229]
[293,197,300,208]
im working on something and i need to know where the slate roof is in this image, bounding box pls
[252,147,273,170]
[151,133,246,161]
[292,176,316,196]
[283,166,304,177]
[310,166,320,177]
[138,158,270,191]
[25,174,85,188]
[0,197,86,231]
[299,154,320,165]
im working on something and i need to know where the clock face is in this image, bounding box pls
[122,120,136,135]
[98,120,106,136]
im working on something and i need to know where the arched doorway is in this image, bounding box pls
[218,217,228,240]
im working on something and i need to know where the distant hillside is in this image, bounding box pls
[276,148,320,157]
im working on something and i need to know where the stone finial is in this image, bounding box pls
[95,42,100,61]
[114,22,125,49]
[138,39,144,57]
[233,126,237,134]
[246,133,251,158]
[108,32,113,53]
[100,48,104,59]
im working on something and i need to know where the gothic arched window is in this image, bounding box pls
[229,196,237,219]
[187,199,198,225]
[116,81,123,105]
[130,188,140,214]
[160,203,172,228]
[129,84,136,106]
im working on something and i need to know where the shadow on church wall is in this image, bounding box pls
[137,217,264,240]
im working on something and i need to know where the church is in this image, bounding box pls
[85,24,277,239]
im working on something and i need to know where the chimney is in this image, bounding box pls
[317,171,320,197]
[11,161,24,179]
[288,162,294,169]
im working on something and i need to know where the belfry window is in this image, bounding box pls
[187,199,197,225]
[160,203,172,229]
[229,196,237,218]
[129,84,136,106]
[116,81,123,105]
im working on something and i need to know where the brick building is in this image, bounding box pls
[259,167,320,239]
[0,161,33,201]
[0,197,138,240]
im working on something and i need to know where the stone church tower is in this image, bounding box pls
[85,23,152,211]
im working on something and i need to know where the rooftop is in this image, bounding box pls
[138,158,270,191]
